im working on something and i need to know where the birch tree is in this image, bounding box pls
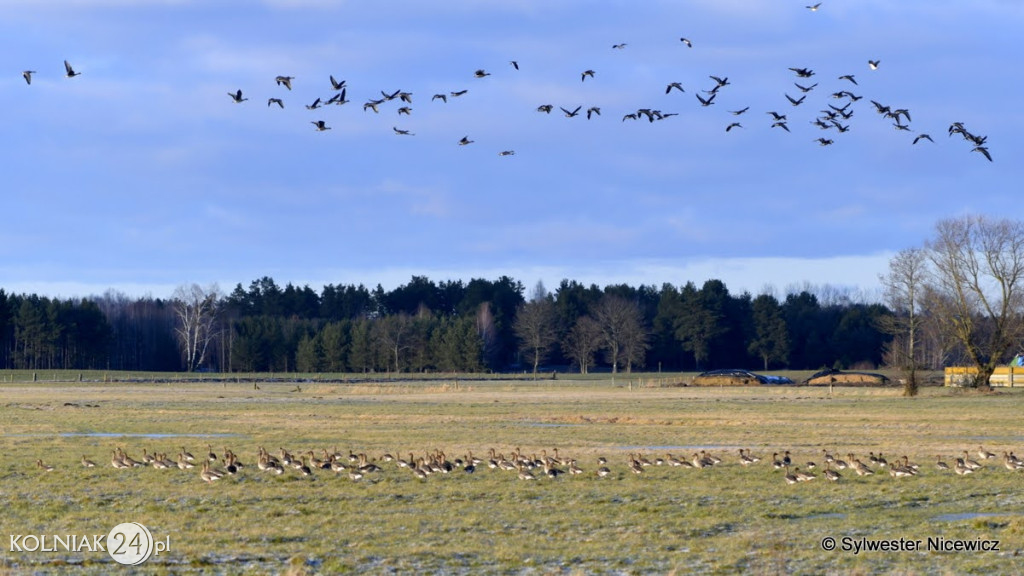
[173,283,222,372]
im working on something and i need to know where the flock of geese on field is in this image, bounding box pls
[31,443,1024,485]
[17,4,993,162]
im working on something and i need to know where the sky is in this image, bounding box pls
[1,1,1020,301]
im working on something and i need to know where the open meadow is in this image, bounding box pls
[1,372,1023,574]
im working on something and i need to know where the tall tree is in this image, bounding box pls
[172,283,222,372]
[924,215,1024,387]
[748,294,789,371]
[674,281,727,370]
[513,298,558,376]
[563,316,602,374]
[879,249,927,395]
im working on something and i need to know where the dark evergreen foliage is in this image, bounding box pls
[0,277,894,373]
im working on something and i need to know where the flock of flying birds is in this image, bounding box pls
[19,3,993,163]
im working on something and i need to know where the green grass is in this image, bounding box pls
[0,376,1021,574]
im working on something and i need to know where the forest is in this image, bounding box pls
[0,275,913,374]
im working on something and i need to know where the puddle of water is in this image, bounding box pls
[933,512,1017,522]
[806,513,847,520]
[6,432,242,439]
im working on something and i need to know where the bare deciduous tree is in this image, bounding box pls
[924,215,1024,387]
[592,295,645,373]
[563,316,601,374]
[173,283,222,372]
[513,299,558,376]
[879,248,928,396]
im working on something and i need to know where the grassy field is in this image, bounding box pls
[1,372,1022,574]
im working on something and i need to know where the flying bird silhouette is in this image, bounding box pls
[458,136,474,145]
[267,98,284,108]
[581,70,595,82]
[228,89,247,103]
[311,120,331,131]
[64,60,81,78]
[275,76,294,90]
[22,70,36,85]
[680,38,693,48]
[868,60,880,70]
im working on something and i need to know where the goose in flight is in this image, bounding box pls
[815,137,834,146]
[729,107,749,115]
[680,38,693,48]
[868,60,880,70]
[509,60,519,70]
[612,43,627,49]
[972,146,993,161]
[581,70,595,82]
[326,88,349,105]
[305,97,321,110]
[794,82,817,93]
[363,98,384,113]
[536,104,553,113]
[275,76,294,90]
[22,70,36,85]
[498,150,516,156]
[838,74,857,85]
[666,82,685,94]
[806,3,822,10]
[431,93,448,103]
[696,93,716,106]
[393,127,414,136]
[228,89,248,103]
[912,133,933,145]
[789,67,814,78]
[561,105,582,117]
[474,69,491,78]
[450,89,468,97]
[709,75,730,88]
[311,120,331,131]
[329,75,346,91]
[785,93,806,106]
[267,97,284,108]
[586,106,601,120]
[64,60,81,78]
[397,106,412,115]
[458,136,474,146]
[767,111,787,121]
[771,121,790,132]
[725,122,743,132]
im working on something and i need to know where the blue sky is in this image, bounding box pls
[1,1,1019,300]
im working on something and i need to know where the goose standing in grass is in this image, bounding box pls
[596,466,611,478]
[36,459,55,472]
[784,466,799,485]
[978,446,996,460]
[824,463,841,482]
[200,462,223,483]
[81,455,96,468]
[936,456,950,471]
[794,467,816,482]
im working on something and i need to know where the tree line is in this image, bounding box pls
[0,275,897,374]
[4,215,1018,382]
